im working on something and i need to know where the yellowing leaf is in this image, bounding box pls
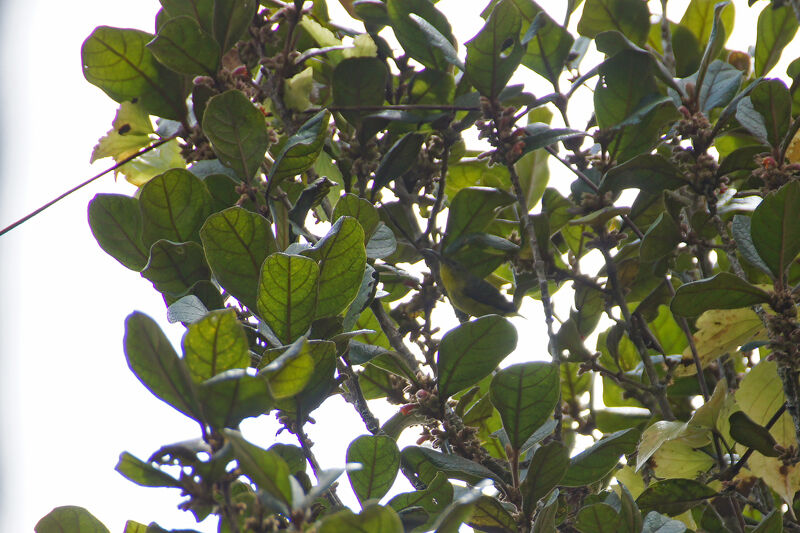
[746,453,800,503]
[688,380,727,431]
[613,465,645,498]
[737,358,796,448]
[675,308,766,377]
[343,34,378,58]
[300,17,341,48]
[636,421,688,471]
[118,140,186,187]
[91,101,154,163]
[284,67,314,111]
[652,439,715,479]
[786,124,800,163]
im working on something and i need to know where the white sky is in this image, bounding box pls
[0,0,796,531]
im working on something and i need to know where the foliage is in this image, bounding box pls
[34,0,800,531]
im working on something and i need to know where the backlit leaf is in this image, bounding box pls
[347,435,400,504]
[257,253,319,344]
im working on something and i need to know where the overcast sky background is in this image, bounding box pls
[0,0,795,531]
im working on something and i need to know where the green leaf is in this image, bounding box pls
[260,339,315,399]
[203,90,269,181]
[437,315,517,400]
[400,446,502,485]
[115,452,181,488]
[490,362,560,450]
[751,79,792,149]
[465,0,523,99]
[753,510,783,533]
[212,0,258,53]
[641,511,687,533]
[35,506,110,533]
[388,471,453,515]
[520,123,587,155]
[670,272,771,317]
[199,370,273,428]
[332,57,387,127]
[680,0,734,48]
[366,224,397,260]
[343,265,378,332]
[467,495,517,531]
[224,429,292,510]
[599,154,686,194]
[160,0,214,33]
[141,240,210,297]
[268,110,331,184]
[561,428,640,486]
[257,253,319,344]
[755,5,798,77]
[751,180,800,278]
[372,133,426,199]
[277,340,337,416]
[319,504,403,533]
[575,503,620,533]
[577,0,650,46]
[138,169,213,247]
[689,60,743,114]
[81,26,186,121]
[182,309,249,382]
[386,0,455,70]
[728,411,780,457]
[200,207,276,311]
[521,440,569,513]
[732,215,774,277]
[147,16,219,76]
[594,50,659,130]
[442,187,515,252]
[302,216,367,318]
[167,294,208,324]
[521,12,574,85]
[640,213,682,263]
[532,491,559,533]
[347,435,401,504]
[124,312,202,421]
[88,194,149,271]
[636,478,716,516]
[333,193,381,239]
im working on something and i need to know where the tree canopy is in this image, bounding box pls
[32,0,800,531]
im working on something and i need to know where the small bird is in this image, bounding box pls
[420,249,518,317]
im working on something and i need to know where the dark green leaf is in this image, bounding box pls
[319,504,403,533]
[141,240,210,297]
[148,16,219,76]
[257,253,319,344]
[521,123,587,154]
[752,510,783,533]
[160,0,214,33]
[139,169,213,247]
[575,503,620,533]
[636,478,716,516]
[728,411,780,457]
[302,216,367,318]
[490,362,560,450]
[521,12,574,85]
[400,446,502,485]
[278,340,337,416]
[678,60,742,115]
[88,194,149,271]
[751,180,800,277]
[561,428,639,486]
[268,443,306,475]
[670,272,772,317]
[437,315,517,400]
[640,214,681,262]
[347,435,401,504]
[212,0,257,53]
[82,26,186,120]
[641,511,687,533]
[600,154,686,194]
[332,57,387,127]
[732,215,774,277]
[386,0,455,70]
[751,79,792,149]
[467,495,517,531]
[124,312,202,421]
[343,266,378,332]
[372,133,425,199]
[115,452,181,488]
[269,110,330,184]
[388,472,453,515]
[199,370,273,428]
[594,50,659,130]
[408,14,464,70]
[521,440,569,512]
[35,506,110,533]
[532,491,559,533]
[200,207,276,311]
[366,224,397,260]
[224,430,292,509]
[442,187,515,252]
[182,308,249,382]
[754,4,798,77]
[465,0,524,99]
[577,0,650,46]
[203,90,269,181]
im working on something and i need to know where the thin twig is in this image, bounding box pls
[0,135,177,238]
